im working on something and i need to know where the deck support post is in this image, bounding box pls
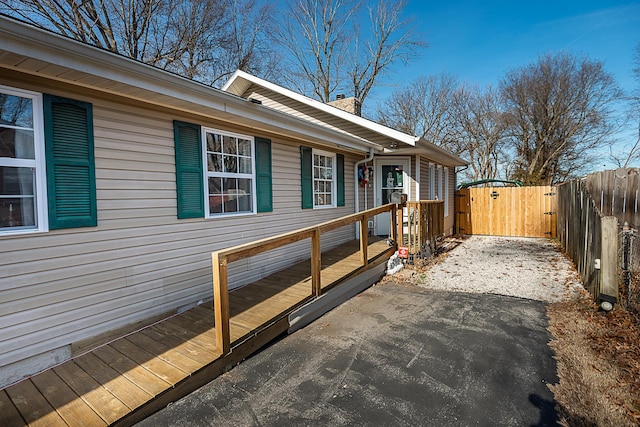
[212,252,231,355]
[311,227,322,296]
[359,214,368,266]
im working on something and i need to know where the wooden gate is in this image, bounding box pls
[456,186,556,238]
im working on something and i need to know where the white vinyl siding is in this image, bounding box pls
[0,92,360,378]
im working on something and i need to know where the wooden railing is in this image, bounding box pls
[211,204,397,355]
[403,200,444,256]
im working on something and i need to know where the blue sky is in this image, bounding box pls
[367,1,640,165]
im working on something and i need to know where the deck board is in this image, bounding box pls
[52,362,130,424]
[0,389,26,426]
[138,325,214,366]
[123,333,205,373]
[5,379,68,427]
[73,353,152,410]
[2,238,392,426]
[92,345,171,396]
[30,370,107,427]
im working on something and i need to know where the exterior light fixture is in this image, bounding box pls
[600,301,613,312]
[599,294,616,312]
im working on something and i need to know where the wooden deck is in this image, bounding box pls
[0,238,392,427]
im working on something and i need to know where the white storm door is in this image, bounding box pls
[374,158,410,236]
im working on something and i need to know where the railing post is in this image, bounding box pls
[390,206,397,243]
[311,227,321,296]
[359,214,368,266]
[212,252,230,355]
[396,204,403,246]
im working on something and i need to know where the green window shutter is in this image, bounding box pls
[43,94,97,230]
[255,137,272,213]
[174,120,204,219]
[300,146,313,209]
[336,154,345,207]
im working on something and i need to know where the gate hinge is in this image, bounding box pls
[544,192,556,196]
[544,231,553,235]
[544,211,556,215]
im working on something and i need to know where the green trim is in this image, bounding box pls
[457,178,524,189]
[174,120,204,219]
[300,146,313,209]
[255,137,272,213]
[43,94,97,229]
[336,154,345,206]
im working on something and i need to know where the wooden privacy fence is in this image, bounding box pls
[585,168,640,228]
[404,200,444,256]
[456,186,556,238]
[211,204,397,355]
[557,179,618,303]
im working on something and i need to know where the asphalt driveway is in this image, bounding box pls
[137,281,559,426]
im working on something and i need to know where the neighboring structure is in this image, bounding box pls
[0,16,466,387]
[223,71,468,236]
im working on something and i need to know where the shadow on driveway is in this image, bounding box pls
[137,282,559,426]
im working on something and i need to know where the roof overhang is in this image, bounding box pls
[224,70,419,148]
[0,16,381,155]
[383,140,469,167]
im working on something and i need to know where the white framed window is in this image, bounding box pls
[429,163,435,199]
[0,86,47,234]
[203,128,255,217]
[444,167,449,217]
[313,149,336,208]
[438,166,444,200]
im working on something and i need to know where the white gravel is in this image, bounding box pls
[412,235,583,303]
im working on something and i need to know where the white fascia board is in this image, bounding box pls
[0,17,380,154]
[224,70,418,147]
[382,141,469,167]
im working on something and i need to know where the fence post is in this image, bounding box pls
[212,252,231,355]
[600,216,619,305]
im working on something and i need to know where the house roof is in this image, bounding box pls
[0,16,380,155]
[223,70,468,167]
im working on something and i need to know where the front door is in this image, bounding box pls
[374,158,410,236]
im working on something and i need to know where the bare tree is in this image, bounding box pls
[501,52,622,185]
[0,0,279,87]
[608,42,640,169]
[274,0,424,105]
[376,73,459,146]
[452,85,510,181]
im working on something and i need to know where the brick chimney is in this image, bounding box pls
[327,94,362,117]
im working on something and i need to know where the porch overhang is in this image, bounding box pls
[382,143,469,167]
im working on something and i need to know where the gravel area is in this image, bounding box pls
[412,235,583,303]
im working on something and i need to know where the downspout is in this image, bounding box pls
[355,148,375,214]
[354,148,375,240]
